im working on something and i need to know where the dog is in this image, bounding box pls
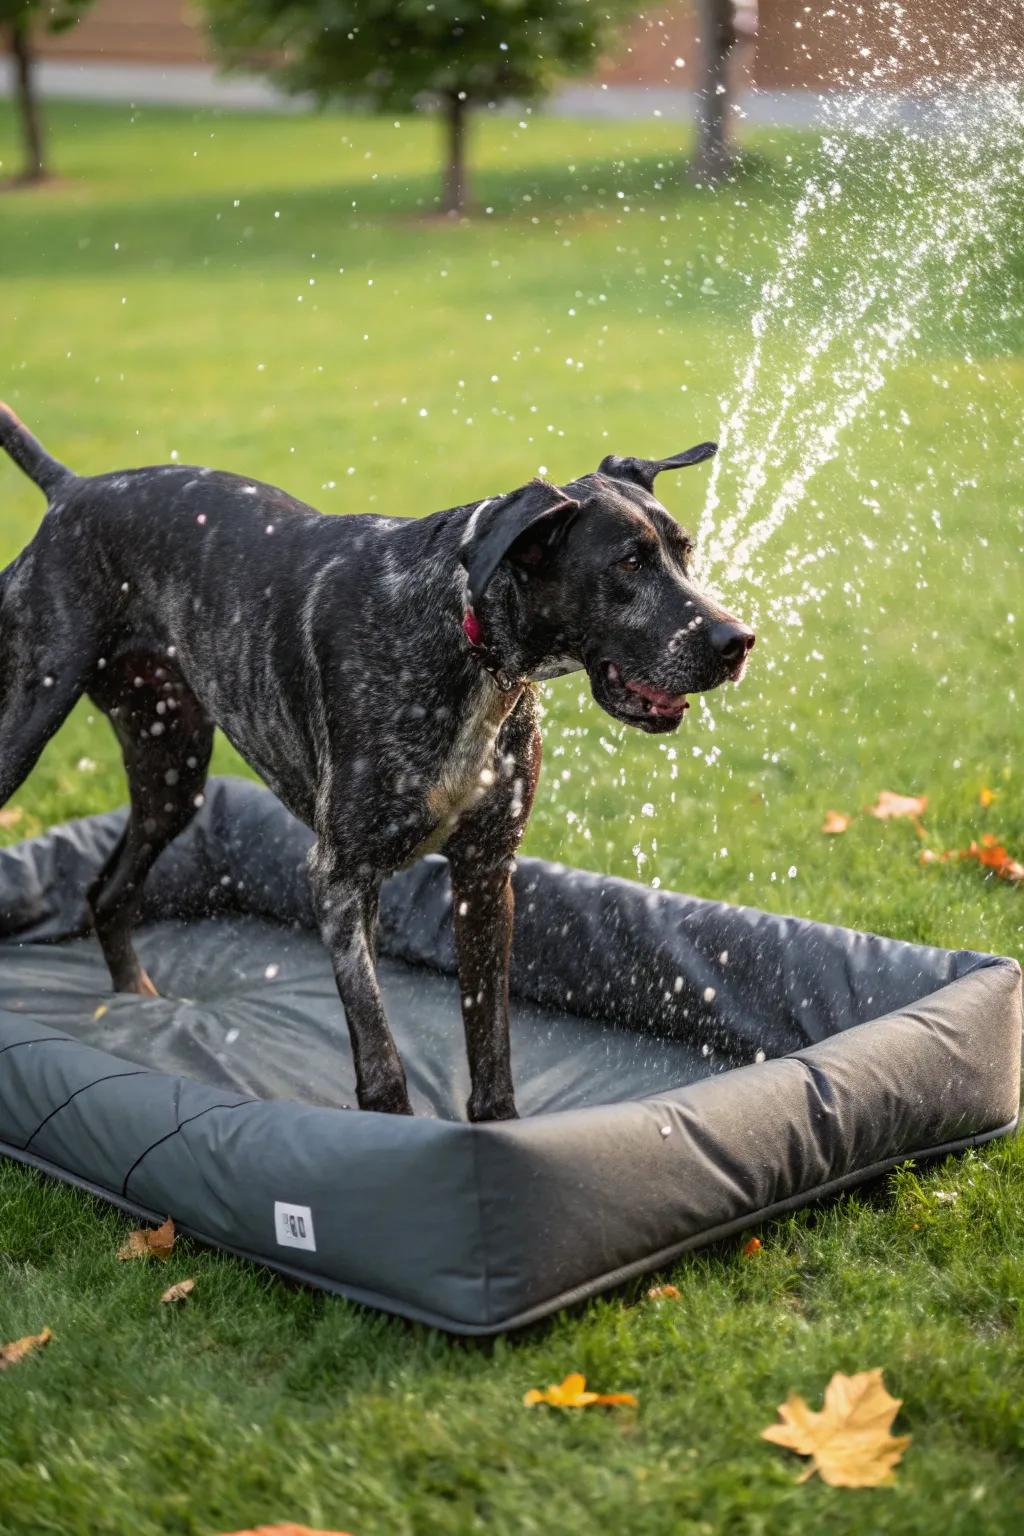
[0,404,754,1121]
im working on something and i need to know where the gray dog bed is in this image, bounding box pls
[0,778,1019,1334]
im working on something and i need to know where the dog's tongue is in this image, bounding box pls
[624,678,688,712]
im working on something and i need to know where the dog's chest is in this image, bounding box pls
[421,681,522,843]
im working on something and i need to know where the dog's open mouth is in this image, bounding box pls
[603,662,689,723]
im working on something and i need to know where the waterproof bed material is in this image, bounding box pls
[0,777,1019,1334]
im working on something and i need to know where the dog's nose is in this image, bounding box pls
[708,620,756,664]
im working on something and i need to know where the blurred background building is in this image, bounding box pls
[15,0,1018,119]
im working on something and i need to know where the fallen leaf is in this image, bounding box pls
[215,1526,354,1536]
[925,835,1024,885]
[646,1284,681,1301]
[92,1003,109,1021]
[965,837,1024,883]
[761,1367,911,1486]
[869,791,927,821]
[523,1371,638,1409]
[821,810,851,835]
[117,1216,175,1263]
[743,1237,762,1257]
[0,1327,53,1371]
[979,786,997,808]
[0,807,23,829]
[160,1278,195,1304]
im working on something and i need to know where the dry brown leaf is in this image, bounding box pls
[869,791,927,821]
[117,1216,175,1263]
[160,1278,195,1305]
[967,835,1024,884]
[761,1367,911,1486]
[215,1526,354,1536]
[0,1327,53,1371]
[0,807,23,829]
[923,833,1024,885]
[821,810,851,835]
[646,1284,681,1301]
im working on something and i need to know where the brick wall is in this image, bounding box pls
[35,0,1019,89]
[38,0,207,66]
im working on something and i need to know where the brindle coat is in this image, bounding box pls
[0,406,753,1120]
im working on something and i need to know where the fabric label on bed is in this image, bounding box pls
[274,1201,317,1252]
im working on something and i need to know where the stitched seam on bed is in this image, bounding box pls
[120,1099,259,1201]
[20,1070,149,1152]
[489,1117,1021,1326]
[469,1129,494,1328]
[0,1114,1016,1335]
[0,1118,1013,1333]
[0,1035,76,1057]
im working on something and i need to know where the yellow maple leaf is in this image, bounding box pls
[117,1216,175,1263]
[523,1371,637,1409]
[0,1327,53,1371]
[979,786,996,808]
[761,1368,911,1486]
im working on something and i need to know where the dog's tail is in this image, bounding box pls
[0,402,74,499]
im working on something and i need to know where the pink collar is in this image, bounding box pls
[462,607,484,647]
[461,605,518,692]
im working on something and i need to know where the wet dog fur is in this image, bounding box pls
[0,405,753,1120]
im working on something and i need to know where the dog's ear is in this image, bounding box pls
[599,441,717,491]
[461,480,580,607]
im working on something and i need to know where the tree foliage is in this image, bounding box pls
[201,0,643,211]
[1,1,86,21]
[204,0,640,108]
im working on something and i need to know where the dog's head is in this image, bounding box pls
[460,443,754,732]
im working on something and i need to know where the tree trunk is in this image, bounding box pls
[10,20,47,184]
[692,0,737,185]
[440,92,469,216]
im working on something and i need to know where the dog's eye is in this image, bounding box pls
[618,552,642,572]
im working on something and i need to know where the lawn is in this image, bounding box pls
[0,98,1022,1535]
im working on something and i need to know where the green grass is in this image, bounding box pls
[1,100,1022,1535]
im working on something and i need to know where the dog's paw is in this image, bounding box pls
[467,1096,519,1123]
[358,1083,414,1116]
[113,967,160,998]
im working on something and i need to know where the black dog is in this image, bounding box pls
[0,405,753,1121]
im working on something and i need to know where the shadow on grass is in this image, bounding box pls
[0,144,807,283]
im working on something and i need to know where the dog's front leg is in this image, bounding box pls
[309,852,412,1115]
[447,856,518,1122]
[445,702,542,1123]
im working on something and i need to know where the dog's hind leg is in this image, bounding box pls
[87,655,213,996]
[0,574,86,806]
